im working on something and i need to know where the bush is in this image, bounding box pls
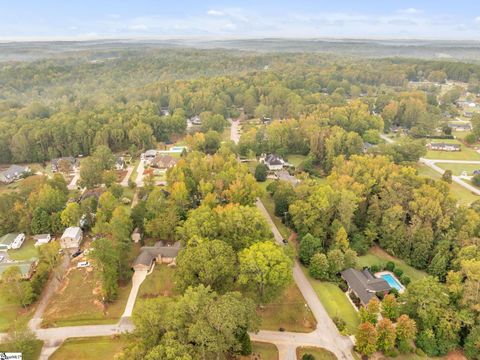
[393,268,403,277]
[128,179,136,189]
[338,280,348,292]
[375,291,385,300]
[302,354,315,360]
[389,288,399,297]
[333,316,346,332]
[465,132,477,144]
[401,275,411,286]
[370,264,381,273]
[266,181,279,194]
[415,347,426,357]
[473,174,480,187]
[254,163,268,182]
[385,348,399,357]
[385,261,395,272]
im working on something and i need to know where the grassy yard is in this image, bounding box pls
[0,285,35,331]
[296,347,337,360]
[436,162,480,176]
[286,154,307,167]
[302,268,360,335]
[135,265,177,307]
[424,139,480,160]
[50,336,126,360]
[240,342,279,360]
[129,159,140,182]
[256,283,316,333]
[42,268,131,327]
[358,246,427,282]
[416,164,479,205]
[0,339,43,360]
[8,238,38,261]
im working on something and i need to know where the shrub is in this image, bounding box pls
[473,173,480,187]
[128,179,136,189]
[401,275,411,286]
[338,280,348,292]
[370,264,381,273]
[415,347,426,357]
[389,288,399,297]
[465,132,477,144]
[393,268,403,277]
[333,316,346,332]
[265,181,278,194]
[254,163,268,182]
[375,291,385,300]
[302,354,315,360]
[385,261,395,272]
[385,348,399,357]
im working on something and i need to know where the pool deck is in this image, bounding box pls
[374,271,405,293]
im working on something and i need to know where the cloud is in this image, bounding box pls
[475,16,480,24]
[398,8,421,15]
[129,24,148,30]
[207,10,224,17]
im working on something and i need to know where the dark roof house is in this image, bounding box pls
[0,165,30,184]
[133,241,181,271]
[150,155,179,170]
[341,268,391,305]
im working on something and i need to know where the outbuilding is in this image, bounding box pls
[60,227,83,249]
[0,233,26,250]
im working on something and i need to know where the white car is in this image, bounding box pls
[77,261,90,268]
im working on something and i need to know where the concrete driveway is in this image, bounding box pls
[122,269,148,318]
[135,160,145,187]
[120,165,134,187]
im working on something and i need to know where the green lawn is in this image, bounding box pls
[50,336,126,360]
[302,268,360,335]
[286,154,307,167]
[42,269,131,327]
[296,347,337,360]
[0,339,43,360]
[416,164,479,205]
[135,265,177,310]
[0,285,35,331]
[8,238,38,261]
[436,162,480,176]
[240,342,278,360]
[358,246,427,282]
[256,283,316,333]
[129,159,140,182]
[424,139,480,160]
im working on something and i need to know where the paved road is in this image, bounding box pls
[135,160,145,187]
[424,159,480,164]
[255,198,354,359]
[420,158,480,196]
[120,165,134,187]
[122,270,147,318]
[230,119,240,144]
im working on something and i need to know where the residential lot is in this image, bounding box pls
[424,139,480,160]
[436,162,480,176]
[296,346,337,360]
[50,336,126,360]
[240,342,279,360]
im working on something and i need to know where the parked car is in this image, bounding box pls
[71,250,83,258]
[77,261,90,268]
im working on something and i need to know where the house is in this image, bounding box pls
[341,268,391,306]
[60,227,83,249]
[51,157,79,173]
[33,234,52,247]
[473,170,480,176]
[190,115,202,126]
[0,233,26,251]
[150,155,178,170]
[0,258,38,280]
[262,116,272,124]
[464,112,474,118]
[131,228,142,243]
[143,150,158,164]
[427,142,461,152]
[0,165,30,184]
[448,123,472,132]
[133,241,181,271]
[115,156,126,170]
[260,153,286,171]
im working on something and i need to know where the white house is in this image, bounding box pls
[33,234,52,247]
[0,165,30,184]
[0,233,26,250]
[60,227,83,249]
[259,153,286,171]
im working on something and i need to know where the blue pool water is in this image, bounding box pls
[380,273,403,291]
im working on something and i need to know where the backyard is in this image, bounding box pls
[0,285,35,331]
[42,268,131,327]
[302,268,360,335]
[134,264,177,312]
[50,336,126,360]
[8,238,38,261]
[240,342,279,360]
[357,246,427,282]
[436,162,480,176]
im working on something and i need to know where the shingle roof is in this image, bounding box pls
[265,154,284,166]
[133,241,181,267]
[341,268,391,305]
[0,233,20,246]
[0,165,29,179]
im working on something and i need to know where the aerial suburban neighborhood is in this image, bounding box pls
[1,2,480,360]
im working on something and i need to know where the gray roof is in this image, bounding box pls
[51,157,78,167]
[341,268,391,305]
[430,142,460,149]
[133,241,181,267]
[265,154,284,166]
[0,165,29,180]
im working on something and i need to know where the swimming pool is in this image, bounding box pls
[380,273,403,292]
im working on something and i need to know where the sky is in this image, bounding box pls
[2,0,480,41]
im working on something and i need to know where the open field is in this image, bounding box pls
[240,342,279,360]
[416,164,480,205]
[296,346,337,360]
[424,139,480,160]
[358,246,427,282]
[256,282,316,333]
[302,268,360,335]
[42,268,131,327]
[50,336,126,360]
[436,162,480,176]
[8,238,38,261]
[286,154,307,167]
